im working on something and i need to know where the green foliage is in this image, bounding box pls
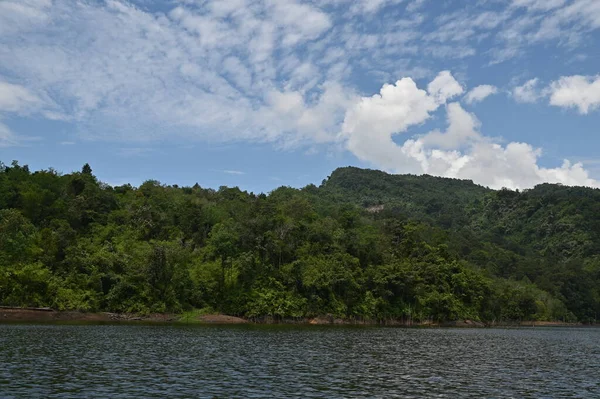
[1,162,599,323]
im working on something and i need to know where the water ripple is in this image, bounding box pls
[0,325,599,398]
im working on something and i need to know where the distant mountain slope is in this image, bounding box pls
[320,167,600,259]
[476,183,600,259]
[319,167,490,229]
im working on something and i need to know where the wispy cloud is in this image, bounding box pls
[0,81,43,114]
[222,170,246,175]
[116,147,155,157]
[0,121,18,148]
[1,0,597,146]
[211,168,247,175]
[512,78,543,103]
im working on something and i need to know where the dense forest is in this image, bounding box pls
[1,161,599,323]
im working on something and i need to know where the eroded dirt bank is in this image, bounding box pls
[0,307,583,327]
[0,308,179,323]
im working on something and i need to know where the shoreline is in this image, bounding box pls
[0,307,586,327]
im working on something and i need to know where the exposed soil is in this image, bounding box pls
[0,308,248,324]
[0,307,586,327]
[488,320,582,327]
[1,308,113,322]
[0,307,179,323]
[196,314,249,324]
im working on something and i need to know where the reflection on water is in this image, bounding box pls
[1,324,599,398]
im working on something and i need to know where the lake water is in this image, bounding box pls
[0,324,599,398]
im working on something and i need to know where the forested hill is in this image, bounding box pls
[323,167,600,256]
[324,167,600,259]
[1,161,599,323]
[321,167,490,229]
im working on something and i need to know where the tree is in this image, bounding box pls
[82,163,93,175]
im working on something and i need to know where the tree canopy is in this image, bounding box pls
[1,161,598,323]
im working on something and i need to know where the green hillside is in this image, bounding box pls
[1,161,599,323]
[320,166,490,228]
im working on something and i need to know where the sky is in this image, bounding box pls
[1,0,600,193]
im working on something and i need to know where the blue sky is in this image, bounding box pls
[1,0,600,192]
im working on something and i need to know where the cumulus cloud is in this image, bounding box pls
[510,75,600,114]
[420,103,481,149]
[513,78,542,103]
[548,75,600,114]
[341,75,599,189]
[464,85,498,104]
[427,71,465,104]
[257,82,356,147]
[410,140,600,190]
[341,71,461,172]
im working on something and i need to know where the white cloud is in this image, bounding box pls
[513,78,542,103]
[0,0,52,35]
[509,74,600,115]
[0,81,42,114]
[349,0,405,14]
[420,103,481,149]
[478,0,600,64]
[427,71,464,104]
[341,71,462,172]
[268,0,332,45]
[548,75,600,114]
[464,85,498,104]
[0,0,350,146]
[511,0,567,11]
[0,121,18,147]
[222,56,253,92]
[402,129,599,190]
[0,80,50,146]
[341,75,599,189]
[503,0,600,52]
[0,0,596,145]
[406,0,427,12]
[257,82,356,147]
